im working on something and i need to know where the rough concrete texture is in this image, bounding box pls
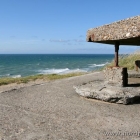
[74,80,140,105]
[86,15,140,45]
[103,67,128,87]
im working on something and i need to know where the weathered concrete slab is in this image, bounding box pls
[87,15,140,45]
[74,80,140,105]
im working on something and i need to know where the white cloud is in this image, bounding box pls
[49,39,70,42]
[73,39,85,42]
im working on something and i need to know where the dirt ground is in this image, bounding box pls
[0,72,140,140]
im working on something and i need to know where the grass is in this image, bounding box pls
[104,52,140,70]
[0,72,85,86]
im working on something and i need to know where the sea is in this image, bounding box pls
[0,54,114,78]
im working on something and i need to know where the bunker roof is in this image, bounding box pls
[86,15,140,45]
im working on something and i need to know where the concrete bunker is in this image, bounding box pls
[87,15,140,87]
[74,16,140,105]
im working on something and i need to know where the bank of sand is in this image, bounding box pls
[0,71,140,140]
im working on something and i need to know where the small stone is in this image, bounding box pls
[126,32,130,37]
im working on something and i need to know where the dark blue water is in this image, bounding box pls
[0,54,114,77]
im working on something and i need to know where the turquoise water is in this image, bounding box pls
[0,54,114,77]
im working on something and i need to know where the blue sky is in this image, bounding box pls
[0,0,140,54]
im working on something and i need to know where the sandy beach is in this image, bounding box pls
[0,72,140,140]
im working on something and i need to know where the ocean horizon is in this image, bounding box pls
[0,54,114,78]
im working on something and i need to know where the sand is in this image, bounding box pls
[0,72,140,140]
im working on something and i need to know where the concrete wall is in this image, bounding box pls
[104,67,128,87]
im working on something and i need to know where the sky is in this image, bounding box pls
[0,0,140,54]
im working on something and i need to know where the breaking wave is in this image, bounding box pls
[88,62,109,67]
[0,74,21,78]
[11,75,21,78]
[38,68,87,74]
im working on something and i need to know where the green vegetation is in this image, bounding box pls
[105,52,140,70]
[0,73,85,86]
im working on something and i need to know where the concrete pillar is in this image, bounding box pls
[114,42,120,67]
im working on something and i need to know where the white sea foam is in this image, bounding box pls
[0,74,22,78]
[0,74,10,77]
[11,75,21,78]
[38,68,87,74]
[88,62,109,67]
[38,68,69,74]
[61,68,87,74]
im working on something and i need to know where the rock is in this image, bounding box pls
[74,80,140,105]
[126,32,130,37]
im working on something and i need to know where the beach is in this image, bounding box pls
[0,71,140,140]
